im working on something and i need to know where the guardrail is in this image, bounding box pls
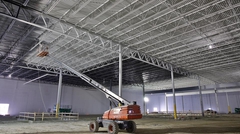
[19,112,79,121]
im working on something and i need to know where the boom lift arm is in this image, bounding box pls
[49,56,131,105]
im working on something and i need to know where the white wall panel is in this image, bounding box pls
[146,89,240,114]
[0,78,143,115]
[217,93,228,113]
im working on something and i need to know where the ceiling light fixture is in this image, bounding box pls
[8,74,11,78]
[209,45,213,49]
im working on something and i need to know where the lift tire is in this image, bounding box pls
[126,121,136,133]
[89,121,99,132]
[107,121,119,134]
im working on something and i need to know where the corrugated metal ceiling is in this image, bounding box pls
[0,0,240,91]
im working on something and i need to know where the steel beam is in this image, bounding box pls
[137,3,240,54]
[120,0,218,44]
[91,0,151,33]
[60,0,90,20]
[106,0,188,39]
[43,0,61,14]
[75,0,117,27]
[0,8,213,84]
[23,73,56,85]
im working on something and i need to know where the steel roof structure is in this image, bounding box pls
[0,0,239,91]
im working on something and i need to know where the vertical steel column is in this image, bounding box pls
[170,65,177,119]
[182,96,184,113]
[119,45,122,106]
[198,75,204,116]
[214,84,220,113]
[143,82,146,115]
[165,93,168,114]
[109,79,112,109]
[226,92,231,113]
[56,69,62,117]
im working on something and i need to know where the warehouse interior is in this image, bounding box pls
[0,0,240,133]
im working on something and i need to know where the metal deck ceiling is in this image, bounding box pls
[0,0,240,91]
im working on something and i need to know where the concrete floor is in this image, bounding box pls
[0,114,240,134]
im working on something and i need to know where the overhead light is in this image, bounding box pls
[209,45,213,49]
[8,74,12,78]
[144,97,149,102]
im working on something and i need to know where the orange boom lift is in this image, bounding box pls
[37,49,142,134]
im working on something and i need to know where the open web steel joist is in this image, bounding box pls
[1,0,240,90]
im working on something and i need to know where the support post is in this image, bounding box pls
[182,96,184,113]
[109,79,112,109]
[214,84,220,113]
[226,92,231,113]
[119,45,122,106]
[56,69,62,117]
[143,82,146,115]
[198,75,204,116]
[170,65,177,119]
[165,93,168,114]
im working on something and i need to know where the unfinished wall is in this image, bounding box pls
[0,78,109,115]
[0,78,143,116]
[146,88,240,114]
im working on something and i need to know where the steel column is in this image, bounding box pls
[214,84,220,113]
[165,93,168,114]
[170,65,177,119]
[182,96,184,113]
[119,45,122,106]
[143,82,146,115]
[109,79,112,109]
[226,92,231,113]
[198,76,204,116]
[56,69,62,117]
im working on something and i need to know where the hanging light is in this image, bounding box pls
[8,74,12,78]
[209,45,213,49]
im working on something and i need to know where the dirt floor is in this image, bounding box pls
[0,114,240,134]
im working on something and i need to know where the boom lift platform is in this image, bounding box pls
[37,50,142,134]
